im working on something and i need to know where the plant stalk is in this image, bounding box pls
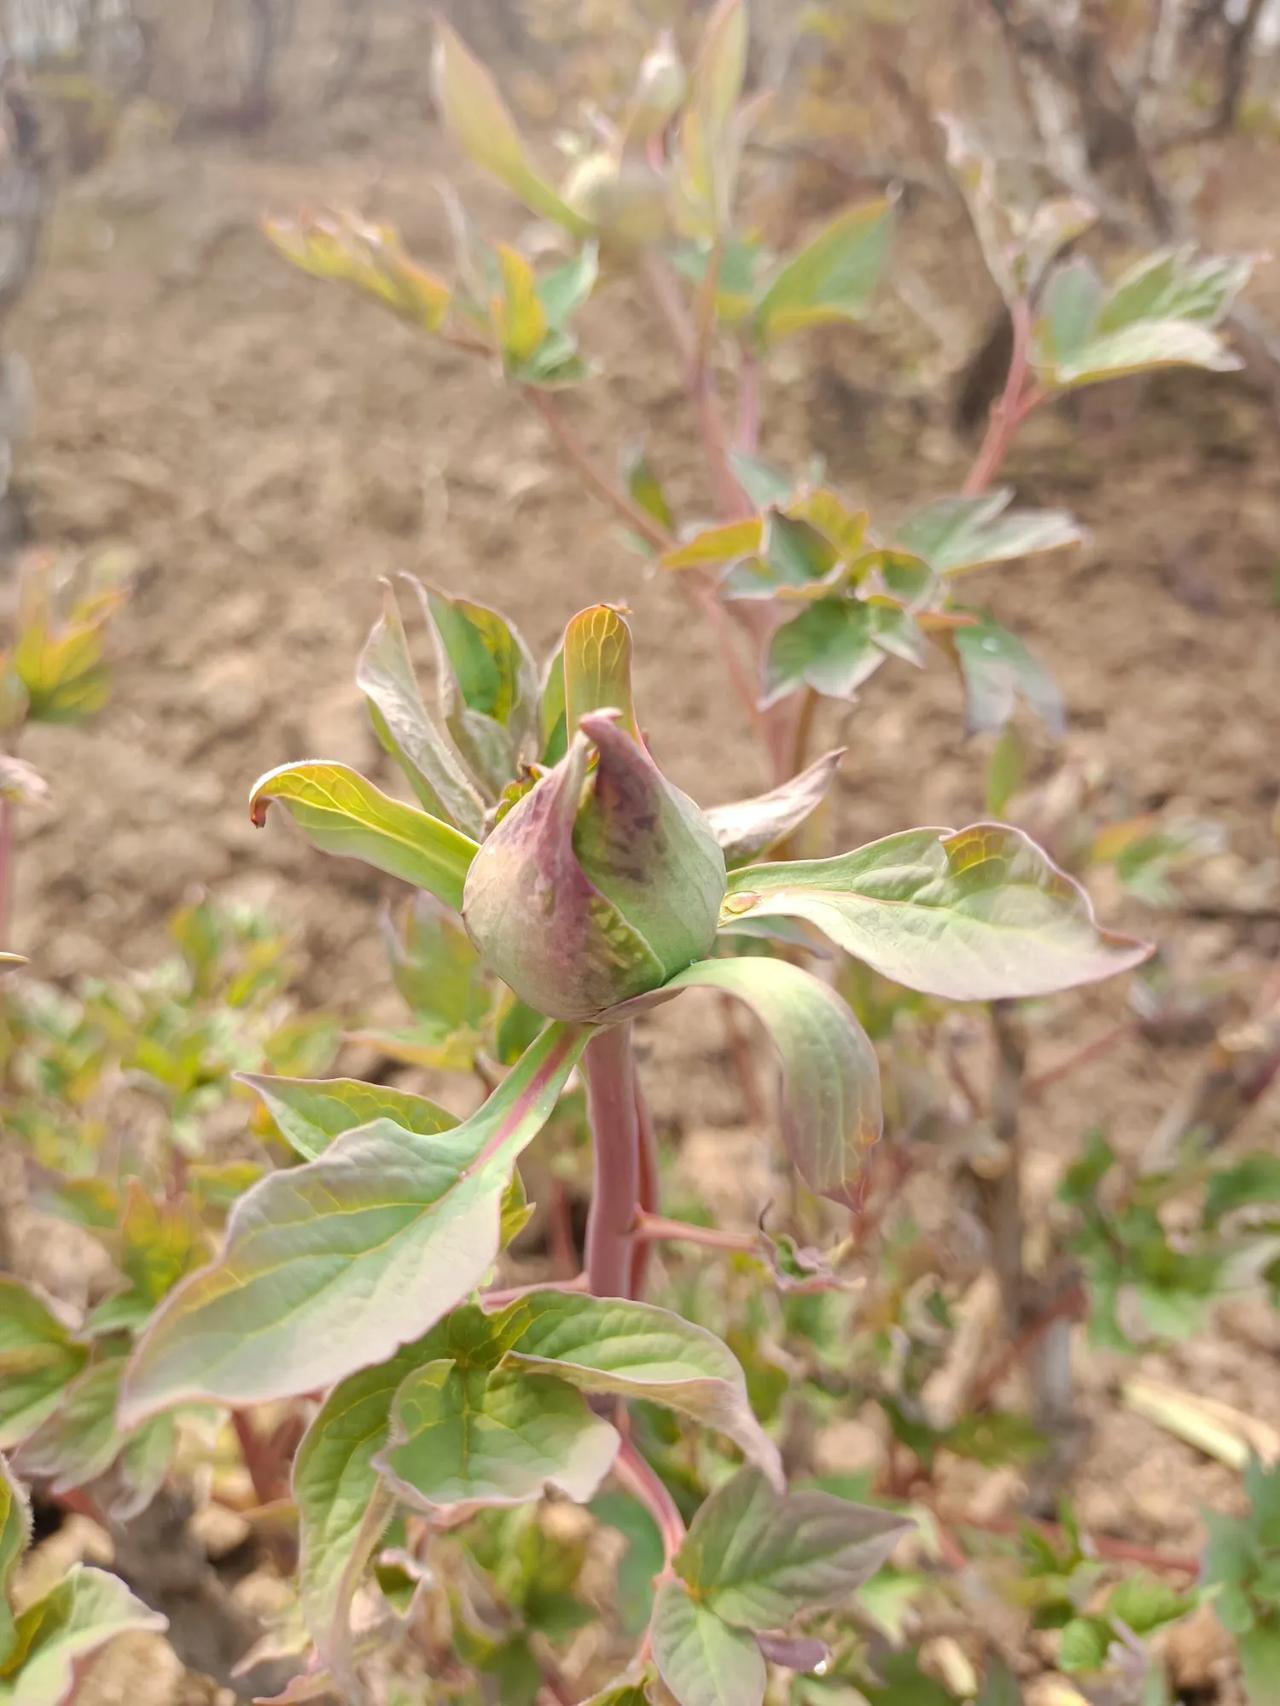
[963,297,1039,496]
[584,1023,642,1299]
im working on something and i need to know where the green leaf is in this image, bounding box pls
[679,0,750,234]
[356,583,488,835]
[377,1360,618,1511]
[119,1023,588,1423]
[0,1457,31,1669]
[0,1279,88,1451]
[623,450,674,533]
[1096,248,1249,335]
[660,518,763,572]
[248,760,478,912]
[416,582,538,798]
[116,1183,208,1306]
[651,1578,765,1706]
[954,614,1065,736]
[1240,1619,1280,1705]
[382,892,488,1030]
[432,20,589,235]
[15,1359,127,1494]
[1058,1614,1113,1671]
[622,956,879,1207]
[755,200,892,341]
[0,1565,166,1705]
[239,1074,458,1161]
[590,1491,663,1636]
[500,1291,782,1483]
[1204,1154,1280,1224]
[674,1468,908,1629]
[1107,1572,1193,1634]
[705,747,844,867]
[292,1342,429,1697]
[894,490,1081,578]
[1032,251,1246,389]
[562,605,641,741]
[724,823,1151,1001]
[763,600,883,704]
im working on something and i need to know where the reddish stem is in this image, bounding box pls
[523,387,672,553]
[969,1280,1087,1410]
[633,1211,759,1254]
[963,299,1039,496]
[613,1433,686,1567]
[629,1080,660,1299]
[0,797,13,946]
[1024,1022,1136,1101]
[231,1409,285,1506]
[482,1273,588,1309]
[584,1024,641,1298]
[735,348,761,455]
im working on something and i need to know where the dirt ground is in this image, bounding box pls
[7,22,1280,1703]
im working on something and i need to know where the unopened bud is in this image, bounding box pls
[463,711,725,1021]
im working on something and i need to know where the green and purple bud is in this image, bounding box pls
[462,710,726,1021]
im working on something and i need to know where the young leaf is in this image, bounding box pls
[417,582,538,796]
[0,1565,166,1705]
[1096,248,1249,333]
[679,0,750,233]
[954,615,1065,736]
[616,957,880,1207]
[0,1457,31,1669]
[0,1279,87,1450]
[652,1578,766,1706]
[704,747,844,867]
[499,1290,783,1485]
[248,761,478,912]
[763,600,884,704]
[1032,251,1246,389]
[755,200,893,342]
[376,1361,618,1511]
[263,212,451,332]
[493,244,548,366]
[16,1359,128,1494]
[660,517,763,572]
[893,490,1081,578]
[674,1468,908,1629]
[238,1074,458,1162]
[356,584,488,835]
[723,824,1151,1001]
[623,450,674,533]
[119,1023,588,1423]
[432,20,589,236]
[562,605,641,742]
[292,1342,431,1698]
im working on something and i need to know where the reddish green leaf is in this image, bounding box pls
[652,1579,765,1706]
[238,1073,458,1162]
[616,957,880,1207]
[0,1280,87,1451]
[120,1023,587,1423]
[705,747,844,868]
[724,824,1152,1001]
[674,1468,908,1628]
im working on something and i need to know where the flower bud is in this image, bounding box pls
[562,152,670,250]
[630,34,687,142]
[462,711,726,1021]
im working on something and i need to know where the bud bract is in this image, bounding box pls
[462,711,725,1021]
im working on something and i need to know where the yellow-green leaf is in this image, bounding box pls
[249,761,478,912]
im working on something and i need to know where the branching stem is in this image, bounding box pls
[963,298,1041,496]
[633,1211,758,1254]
